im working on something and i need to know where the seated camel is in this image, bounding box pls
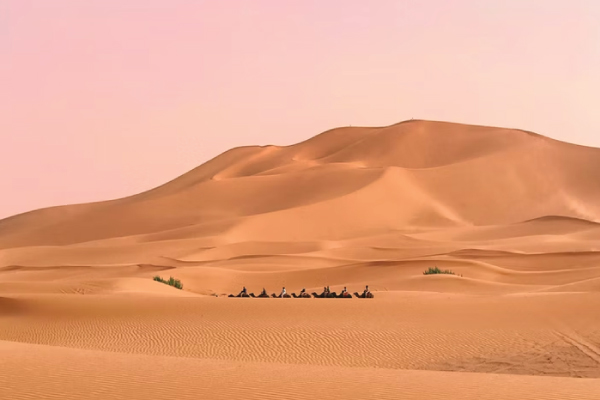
[311,291,337,298]
[271,293,292,298]
[228,293,251,298]
[353,291,374,298]
[292,292,311,298]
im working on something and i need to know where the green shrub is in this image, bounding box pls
[153,275,183,290]
[423,266,457,276]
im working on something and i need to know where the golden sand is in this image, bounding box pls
[2,120,600,399]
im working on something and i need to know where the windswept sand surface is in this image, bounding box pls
[1,120,600,398]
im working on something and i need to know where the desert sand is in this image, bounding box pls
[1,120,600,399]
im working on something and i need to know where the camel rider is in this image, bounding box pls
[363,285,369,295]
[239,286,247,296]
[261,288,267,296]
[340,286,348,295]
[300,287,306,294]
[280,287,287,297]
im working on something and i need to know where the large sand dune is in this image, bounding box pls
[1,120,600,399]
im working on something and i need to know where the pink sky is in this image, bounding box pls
[1,0,599,218]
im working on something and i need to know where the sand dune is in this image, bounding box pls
[3,120,600,248]
[2,120,600,398]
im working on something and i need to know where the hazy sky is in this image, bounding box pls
[1,0,599,218]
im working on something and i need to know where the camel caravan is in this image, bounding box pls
[228,285,374,298]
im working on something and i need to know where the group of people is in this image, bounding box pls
[237,285,370,297]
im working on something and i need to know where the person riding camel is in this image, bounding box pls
[239,286,247,296]
[363,285,369,295]
[260,287,267,296]
[340,286,348,296]
[299,287,306,294]
[280,287,286,297]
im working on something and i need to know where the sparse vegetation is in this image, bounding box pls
[153,275,183,289]
[423,266,457,276]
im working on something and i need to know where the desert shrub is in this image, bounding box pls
[153,275,183,289]
[423,266,456,276]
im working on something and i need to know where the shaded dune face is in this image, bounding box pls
[1,119,600,295]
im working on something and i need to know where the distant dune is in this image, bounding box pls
[2,120,600,399]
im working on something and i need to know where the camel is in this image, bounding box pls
[291,292,311,298]
[312,289,352,298]
[249,289,270,298]
[311,291,337,298]
[228,293,251,298]
[271,293,292,298]
[353,291,374,298]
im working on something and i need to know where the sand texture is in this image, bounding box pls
[1,120,600,399]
